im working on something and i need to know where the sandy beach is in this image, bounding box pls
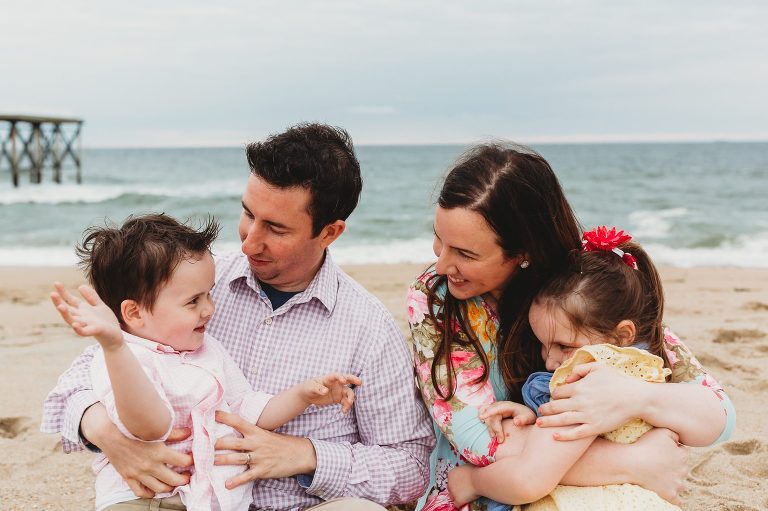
[1,264,766,511]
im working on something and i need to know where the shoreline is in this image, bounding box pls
[1,264,767,510]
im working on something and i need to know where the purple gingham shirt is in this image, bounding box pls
[41,251,435,510]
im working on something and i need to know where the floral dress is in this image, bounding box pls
[406,267,735,511]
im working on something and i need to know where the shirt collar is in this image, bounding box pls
[122,330,181,354]
[226,250,339,313]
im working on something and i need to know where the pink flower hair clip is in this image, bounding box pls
[582,226,638,270]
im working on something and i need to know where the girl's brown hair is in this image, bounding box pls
[536,239,669,366]
[425,143,582,400]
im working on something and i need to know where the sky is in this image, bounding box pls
[1,0,767,147]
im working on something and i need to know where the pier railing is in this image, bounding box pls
[0,115,84,187]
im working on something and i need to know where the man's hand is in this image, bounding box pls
[214,411,317,489]
[628,428,689,505]
[447,464,479,507]
[479,401,536,443]
[302,373,362,413]
[82,404,192,497]
[536,363,645,441]
[51,283,124,350]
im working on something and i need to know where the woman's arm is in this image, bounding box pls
[408,279,498,462]
[560,428,688,506]
[537,329,733,446]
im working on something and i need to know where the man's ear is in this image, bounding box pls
[318,220,346,249]
[615,320,637,346]
[121,299,144,329]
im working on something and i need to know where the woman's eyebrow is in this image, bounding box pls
[433,224,480,257]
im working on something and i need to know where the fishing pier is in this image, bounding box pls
[0,114,84,187]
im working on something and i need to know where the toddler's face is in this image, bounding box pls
[138,251,216,351]
[529,301,609,371]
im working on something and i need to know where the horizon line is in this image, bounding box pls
[80,136,768,150]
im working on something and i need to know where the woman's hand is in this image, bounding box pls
[83,403,192,497]
[536,363,645,441]
[447,464,479,507]
[627,428,689,505]
[479,401,536,443]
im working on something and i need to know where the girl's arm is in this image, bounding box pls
[537,329,733,446]
[52,283,172,441]
[256,373,361,430]
[449,425,595,505]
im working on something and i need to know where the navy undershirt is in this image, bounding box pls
[260,281,300,310]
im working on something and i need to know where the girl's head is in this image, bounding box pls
[426,143,582,399]
[530,227,667,371]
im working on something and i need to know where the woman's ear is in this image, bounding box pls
[120,299,143,330]
[615,320,637,346]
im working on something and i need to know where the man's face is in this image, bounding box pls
[238,174,327,291]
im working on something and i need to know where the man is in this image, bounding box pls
[42,123,435,510]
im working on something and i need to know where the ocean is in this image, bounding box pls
[0,142,766,267]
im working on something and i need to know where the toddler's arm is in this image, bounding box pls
[255,373,362,430]
[51,283,172,441]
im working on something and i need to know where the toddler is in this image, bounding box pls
[50,214,360,511]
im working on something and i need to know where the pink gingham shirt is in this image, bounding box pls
[91,332,271,511]
[42,251,435,510]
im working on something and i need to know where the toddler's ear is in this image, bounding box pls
[615,320,637,346]
[120,299,143,328]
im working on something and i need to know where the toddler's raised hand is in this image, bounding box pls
[50,282,123,350]
[479,400,537,443]
[302,373,362,413]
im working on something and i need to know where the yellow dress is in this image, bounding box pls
[513,344,680,511]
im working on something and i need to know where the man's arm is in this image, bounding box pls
[216,314,436,505]
[41,342,192,497]
[41,343,101,451]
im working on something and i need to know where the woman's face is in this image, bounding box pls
[433,206,521,303]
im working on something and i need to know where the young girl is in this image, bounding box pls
[49,214,361,511]
[445,226,734,510]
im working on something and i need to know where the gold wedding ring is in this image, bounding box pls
[245,452,252,465]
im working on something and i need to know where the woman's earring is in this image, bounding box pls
[520,260,530,269]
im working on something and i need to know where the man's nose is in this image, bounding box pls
[242,224,265,253]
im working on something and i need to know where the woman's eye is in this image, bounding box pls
[458,251,474,260]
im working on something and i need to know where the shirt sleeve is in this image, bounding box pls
[406,277,499,466]
[40,343,101,453]
[213,335,273,424]
[90,346,175,442]
[300,310,436,505]
[663,327,736,444]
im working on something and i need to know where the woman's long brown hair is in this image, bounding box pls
[426,143,582,401]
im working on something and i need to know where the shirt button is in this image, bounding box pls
[264,317,273,325]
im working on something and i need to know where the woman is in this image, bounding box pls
[406,143,734,510]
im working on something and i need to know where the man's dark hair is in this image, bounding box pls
[75,213,220,323]
[245,123,362,236]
